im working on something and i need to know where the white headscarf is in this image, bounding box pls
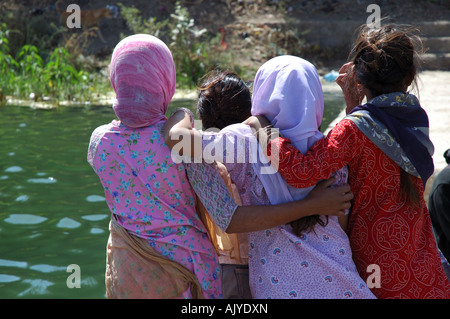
[252,55,324,153]
[251,55,325,203]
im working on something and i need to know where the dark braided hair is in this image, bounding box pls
[197,70,252,130]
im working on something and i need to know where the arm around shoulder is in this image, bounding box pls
[163,108,203,158]
[266,120,362,189]
[226,176,353,233]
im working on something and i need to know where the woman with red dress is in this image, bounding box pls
[261,25,450,298]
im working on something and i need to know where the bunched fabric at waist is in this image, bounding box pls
[107,216,204,298]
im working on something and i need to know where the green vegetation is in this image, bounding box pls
[0,1,282,106]
[119,1,224,89]
[168,3,210,88]
[0,1,236,106]
[0,23,105,106]
[0,23,18,104]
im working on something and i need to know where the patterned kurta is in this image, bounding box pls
[202,128,375,299]
[88,120,237,298]
[268,119,450,298]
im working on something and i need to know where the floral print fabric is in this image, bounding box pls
[201,128,376,299]
[184,161,237,232]
[88,120,228,298]
[248,167,376,299]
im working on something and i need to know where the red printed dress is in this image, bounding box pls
[268,119,450,299]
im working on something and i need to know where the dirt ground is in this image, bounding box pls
[418,71,450,173]
[420,71,450,202]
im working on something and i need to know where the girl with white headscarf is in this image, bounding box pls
[164,56,376,298]
[248,56,375,299]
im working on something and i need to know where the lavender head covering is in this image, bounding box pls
[251,55,325,203]
[110,34,176,128]
[251,55,324,154]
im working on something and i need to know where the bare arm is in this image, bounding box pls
[164,109,272,157]
[163,108,202,157]
[226,176,353,233]
[168,109,353,234]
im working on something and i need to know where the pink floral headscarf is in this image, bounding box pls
[110,34,176,128]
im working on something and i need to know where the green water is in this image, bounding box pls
[0,96,344,299]
[0,104,116,298]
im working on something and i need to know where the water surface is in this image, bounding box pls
[0,104,117,298]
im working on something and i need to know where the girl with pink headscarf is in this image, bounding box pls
[88,34,230,298]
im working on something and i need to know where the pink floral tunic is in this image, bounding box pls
[88,120,237,298]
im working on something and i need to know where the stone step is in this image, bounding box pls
[422,36,450,54]
[420,53,450,70]
[417,21,450,37]
[231,19,450,70]
[413,22,450,70]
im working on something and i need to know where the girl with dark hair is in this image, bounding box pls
[263,25,450,298]
[197,70,252,130]
[195,70,253,298]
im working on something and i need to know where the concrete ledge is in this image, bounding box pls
[420,53,450,70]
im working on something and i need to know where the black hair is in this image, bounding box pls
[197,70,252,130]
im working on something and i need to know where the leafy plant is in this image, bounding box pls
[119,2,212,89]
[0,23,19,104]
[16,44,44,99]
[169,1,209,88]
[0,18,112,105]
[63,28,98,69]
[118,3,169,38]
[43,47,81,102]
